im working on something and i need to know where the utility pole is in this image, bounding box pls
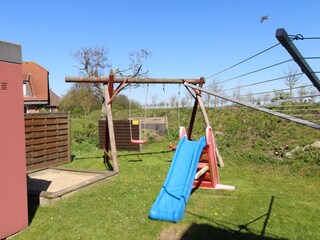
[276,28,320,91]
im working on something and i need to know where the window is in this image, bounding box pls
[23,82,31,96]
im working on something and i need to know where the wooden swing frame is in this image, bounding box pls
[65,73,224,173]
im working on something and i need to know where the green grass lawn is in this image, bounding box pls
[14,107,320,239]
[15,143,320,240]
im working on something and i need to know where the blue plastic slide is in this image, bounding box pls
[149,136,207,222]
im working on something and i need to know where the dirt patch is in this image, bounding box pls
[158,224,190,240]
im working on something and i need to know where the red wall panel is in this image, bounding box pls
[0,42,28,239]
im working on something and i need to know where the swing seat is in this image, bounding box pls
[131,139,147,144]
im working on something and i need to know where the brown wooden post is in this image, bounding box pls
[187,98,198,140]
[187,77,205,139]
[196,92,210,127]
[104,82,119,173]
[103,70,114,166]
[187,79,225,167]
[196,90,225,167]
[108,70,114,101]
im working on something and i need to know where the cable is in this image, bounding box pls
[219,59,293,84]
[289,34,320,40]
[206,43,281,79]
[238,84,313,97]
[253,94,320,103]
[223,73,304,92]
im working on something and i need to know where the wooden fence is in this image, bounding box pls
[25,113,71,172]
[99,119,141,151]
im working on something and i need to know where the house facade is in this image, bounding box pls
[22,62,59,112]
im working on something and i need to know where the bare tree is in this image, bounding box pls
[113,49,152,79]
[204,79,223,107]
[232,82,241,100]
[72,45,111,100]
[127,49,152,78]
[283,65,302,97]
[73,45,111,77]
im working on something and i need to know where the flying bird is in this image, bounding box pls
[260,15,269,23]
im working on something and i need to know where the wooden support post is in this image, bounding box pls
[104,83,119,173]
[187,98,198,140]
[215,147,224,167]
[187,77,205,139]
[108,70,114,101]
[196,92,210,127]
[196,89,225,167]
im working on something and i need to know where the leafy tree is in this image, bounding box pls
[59,83,101,116]
[112,94,141,110]
[271,90,290,102]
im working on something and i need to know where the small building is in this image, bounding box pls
[22,62,60,113]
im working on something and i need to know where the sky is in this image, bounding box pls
[1,0,319,103]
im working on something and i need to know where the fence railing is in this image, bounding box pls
[25,112,71,172]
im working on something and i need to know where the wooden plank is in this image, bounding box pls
[25,113,69,119]
[26,146,69,158]
[27,151,68,164]
[25,118,68,126]
[27,158,70,172]
[24,114,68,121]
[25,124,69,133]
[25,129,69,139]
[25,135,69,145]
[26,141,68,152]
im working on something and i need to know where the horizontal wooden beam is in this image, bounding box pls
[65,76,204,84]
